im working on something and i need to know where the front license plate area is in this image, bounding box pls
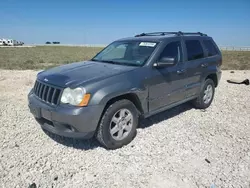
[41,109,52,121]
[30,105,41,118]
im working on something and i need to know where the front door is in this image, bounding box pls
[148,40,187,112]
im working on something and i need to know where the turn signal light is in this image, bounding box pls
[78,94,91,107]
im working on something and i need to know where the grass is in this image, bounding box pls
[0,46,249,70]
[221,51,250,70]
[0,46,102,70]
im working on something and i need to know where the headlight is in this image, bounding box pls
[60,87,91,106]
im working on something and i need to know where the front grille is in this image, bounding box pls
[33,80,62,105]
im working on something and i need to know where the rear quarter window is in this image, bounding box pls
[185,40,204,61]
[203,40,218,57]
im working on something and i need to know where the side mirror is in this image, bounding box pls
[153,57,176,68]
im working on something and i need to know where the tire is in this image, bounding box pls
[192,78,215,109]
[96,99,139,149]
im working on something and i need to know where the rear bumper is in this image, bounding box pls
[217,70,222,85]
[28,91,104,139]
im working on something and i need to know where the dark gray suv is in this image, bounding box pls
[28,31,222,149]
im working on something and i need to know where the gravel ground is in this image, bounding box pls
[0,70,250,188]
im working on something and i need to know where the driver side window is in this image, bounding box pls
[159,41,182,63]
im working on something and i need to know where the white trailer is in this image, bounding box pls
[0,39,8,46]
[0,39,24,46]
[7,39,18,46]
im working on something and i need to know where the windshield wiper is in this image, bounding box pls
[101,60,117,64]
[91,59,140,67]
[117,62,141,67]
[91,59,118,65]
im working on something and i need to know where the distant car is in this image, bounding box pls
[16,41,24,46]
[28,31,222,149]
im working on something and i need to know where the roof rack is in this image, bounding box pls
[134,31,207,37]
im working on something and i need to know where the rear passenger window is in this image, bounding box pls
[185,40,204,61]
[203,40,218,57]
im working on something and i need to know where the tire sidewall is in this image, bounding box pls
[200,79,215,108]
[101,100,138,149]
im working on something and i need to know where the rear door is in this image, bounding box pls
[183,38,205,98]
[201,39,222,69]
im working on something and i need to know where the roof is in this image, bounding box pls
[117,35,176,42]
[116,31,211,42]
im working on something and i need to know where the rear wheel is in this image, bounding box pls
[96,99,138,149]
[192,78,215,109]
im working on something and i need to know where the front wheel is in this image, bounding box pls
[192,78,215,109]
[96,99,139,149]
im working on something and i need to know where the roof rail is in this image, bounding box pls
[134,31,207,37]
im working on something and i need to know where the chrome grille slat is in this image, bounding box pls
[51,88,57,104]
[34,81,38,94]
[42,85,47,100]
[35,82,39,95]
[37,82,41,95]
[39,85,44,98]
[46,87,51,102]
[48,88,54,103]
[56,90,61,105]
[33,80,62,105]
[37,82,42,96]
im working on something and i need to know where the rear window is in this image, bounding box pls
[185,40,204,61]
[203,40,218,57]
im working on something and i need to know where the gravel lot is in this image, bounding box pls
[0,70,250,188]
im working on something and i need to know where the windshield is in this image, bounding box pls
[92,41,158,66]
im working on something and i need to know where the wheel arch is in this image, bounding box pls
[102,93,144,116]
[205,73,218,87]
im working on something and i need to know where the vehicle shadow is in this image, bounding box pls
[139,102,193,129]
[43,129,100,150]
[43,103,193,150]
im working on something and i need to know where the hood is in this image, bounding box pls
[37,61,137,88]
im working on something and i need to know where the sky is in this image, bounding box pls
[1,0,250,46]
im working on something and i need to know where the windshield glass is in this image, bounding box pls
[92,41,158,66]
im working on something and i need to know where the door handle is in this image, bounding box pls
[177,69,186,74]
[201,63,208,68]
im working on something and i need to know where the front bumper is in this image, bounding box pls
[28,91,104,139]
